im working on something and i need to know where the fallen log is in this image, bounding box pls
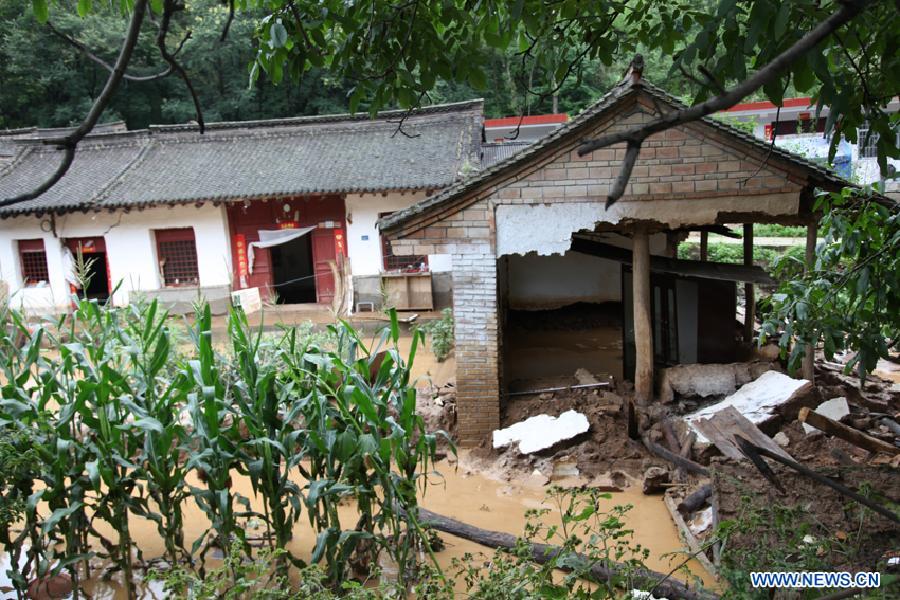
[733,436,899,524]
[412,506,719,600]
[643,434,709,477]
[799,407,899,456]
[678,484,712,514]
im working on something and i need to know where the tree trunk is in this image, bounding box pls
[633,227,653,405]
[699,231,708,261]
[411,506,719,600]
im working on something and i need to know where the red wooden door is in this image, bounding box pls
[311,230,335,304]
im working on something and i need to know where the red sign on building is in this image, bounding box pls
[234,233,249,279]
[334,229,346,257]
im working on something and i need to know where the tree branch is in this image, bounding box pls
[577,0,872,205]
[47,21,178,82]
[0,0,151,207]
[158,0,204,132]
[219,0,235,42]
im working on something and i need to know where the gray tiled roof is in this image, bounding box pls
[380,78,852,232]
[0,102,482,216]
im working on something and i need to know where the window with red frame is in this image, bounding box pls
[18,239,49,286]
[379,212,428,272]
[155,228,200,287]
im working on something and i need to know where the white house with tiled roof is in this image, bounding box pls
[0,101,482,314]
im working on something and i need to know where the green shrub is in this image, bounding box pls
[421,308,454,362]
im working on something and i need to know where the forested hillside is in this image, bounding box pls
[0,0,697,129]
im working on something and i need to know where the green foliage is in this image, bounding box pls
[678,240,806,273]
[761,187,900,380]
[0,297,450,596]
[752,224,807,237]
[243,0,898,175]
[450,486,660,599]
[421,308,454,362]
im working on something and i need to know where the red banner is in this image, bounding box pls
[334,229,346,257]
[234,234,248,278]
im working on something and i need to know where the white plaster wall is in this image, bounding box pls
[345,192,452,275]
[495,194,799,257]
[506,252,622,309]
[0,204,232,313]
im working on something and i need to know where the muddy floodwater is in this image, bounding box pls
[1,454,713,598]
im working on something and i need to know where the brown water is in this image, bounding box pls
[1,455,713,598]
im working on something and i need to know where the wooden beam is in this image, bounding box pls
[700,231,709,261]
[570,236,775,285]
[799,407,899,456]
[802,221,818,382]
[743,224,755,343]
[633,227,653,405]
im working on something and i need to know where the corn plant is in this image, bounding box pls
[280,311,454,586]
[229,309,306,567]
[181,305,250,572]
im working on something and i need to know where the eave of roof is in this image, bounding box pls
[0,100,484,217]
[379,78,855,234]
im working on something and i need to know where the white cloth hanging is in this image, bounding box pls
[247,227,315,274]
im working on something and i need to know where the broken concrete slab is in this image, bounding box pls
[658,361,780,404]
[492,410,590,454]
[802,397,850,434]
[685,371,812,442]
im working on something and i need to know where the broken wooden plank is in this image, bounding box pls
[696,406,793,462]
[642,434,709,477]
[664,493,719,579]
[799,407,899,456]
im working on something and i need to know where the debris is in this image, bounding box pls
[589,473,626,492]
[880,417,900,438]
[694,406,793,462]
[685,371,813,440]
[28,574,74,600]
[642,466,671,494]
[574,368,600,385]
[773,431,790,448]
[492,410,590,454]
[798,407,899,456]
[663,494,719,578]
[688,506,715,536]
[658,361,778,404]
[642,434,709,477]
[550,455,581,480]
[802,397,850,434]
[678,484,713,514]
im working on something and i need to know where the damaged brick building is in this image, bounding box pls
[380,73,849,446]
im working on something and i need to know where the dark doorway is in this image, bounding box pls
[270,234,316,304]
[81,253,110,301]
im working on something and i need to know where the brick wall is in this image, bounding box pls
[388,93,811,446]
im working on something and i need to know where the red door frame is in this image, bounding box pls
[64,236,112,295]
[225,195,347,304]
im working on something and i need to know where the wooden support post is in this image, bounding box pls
[802,221,818,382]
[699,230,708,261]
[633,227,653,405]
[743,224,755,344]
